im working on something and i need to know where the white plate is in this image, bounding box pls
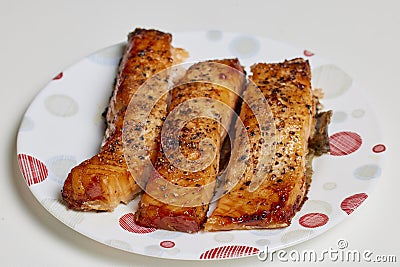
[16,31,385,260]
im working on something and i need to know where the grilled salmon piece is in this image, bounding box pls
[62,29,188,211]
[134,59,246,233]
[205,58,318,231]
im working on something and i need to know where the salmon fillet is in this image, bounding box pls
[205,58,317,231]
[134,59,246,233]
[62,29,188,211]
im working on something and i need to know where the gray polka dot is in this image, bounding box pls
[19,116,34,131]
[332,111,348,123]
[88,43,124,66]
[144,245,163,256]
[312,65,353,98]
[230,35,260,58]
[354,164,381,180]
[301,200,333,215]
[256,239,271,246]
[46,155,77,184]
[351,109,365,118]
[150,229,182,239]
[281,229,313,244]
[323,182,337,190]
[45,95,79,117]
[165,247,181,256]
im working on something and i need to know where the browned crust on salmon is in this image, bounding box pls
[134,59,245,232]
[62,29,188,211]
[205,58,317,231]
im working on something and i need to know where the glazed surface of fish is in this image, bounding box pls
[134,59,245,233]
[62,29,187,211]
[205,58,317,231]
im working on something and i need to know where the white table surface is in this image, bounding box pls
[1,0,399,266]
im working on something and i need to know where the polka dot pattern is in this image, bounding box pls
[341,193,368,215]
[19,116,34,131]
[281,229,313,244]
[351,109,365,118]
[303,50,314,57]
[372,144,386,153]
[200,245,259,259]
[299,213,329,228]
[160,240,175,248]
[45,94,79,117]
[332,111,347,123]
[312,64,353,98]
[87,44,124,66]
[164,247,181,256]
[301,200,332,215]
[354,164,381,180]
[46,155,77,184]
[323,182,337,190]
[329,131,362,156]
[229,35,260,58]
[53,72,63,80]
[150,229,182,239]
[119,213,156,234]
[17,154,48,186]
[256,239,271,246]
[144,245,163,256]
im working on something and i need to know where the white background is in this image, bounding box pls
[1,0,399,266]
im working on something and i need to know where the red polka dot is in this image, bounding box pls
[329,131,362,156]
[53,72,63,80]
[200,245,259,259]
[299,213,329,228]
[119,213,156,234]
[341,193,368,215]
[17,154,48,186]
[160,240,175,248]
[372,144,386,153]
[303,50,315,57]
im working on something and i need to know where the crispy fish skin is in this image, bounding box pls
[205,58,316,231]
[105,29,187,140]
[134,59,245,233]
[62,29,187,211]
